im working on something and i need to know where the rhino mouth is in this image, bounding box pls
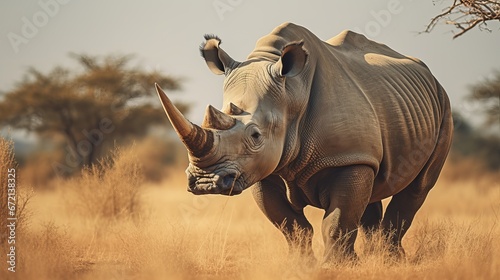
[187,169,244,196]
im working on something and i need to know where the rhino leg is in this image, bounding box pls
[318,165,374,263]
[252,175,314,257]
[381,186,426,257]
[360,201,383,234]
[382,110,452,257]
[382,160,447,257]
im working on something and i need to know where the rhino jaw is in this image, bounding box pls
[186,168,243,196]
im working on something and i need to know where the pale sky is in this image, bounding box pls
[1,0,499,128]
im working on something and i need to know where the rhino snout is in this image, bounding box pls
[187,171,242,196]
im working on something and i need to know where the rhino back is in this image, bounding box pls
[323,32,447,200]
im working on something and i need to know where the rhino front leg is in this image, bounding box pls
[252,175,314,257]
[318,165,374,263]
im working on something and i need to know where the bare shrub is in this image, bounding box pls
[66,145,144,222]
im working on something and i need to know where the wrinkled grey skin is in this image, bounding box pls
[155,22,453,262]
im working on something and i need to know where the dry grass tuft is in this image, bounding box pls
[17,221,79,280]
[62,145,144,223]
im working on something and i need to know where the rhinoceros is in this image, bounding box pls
[155,22,453,261]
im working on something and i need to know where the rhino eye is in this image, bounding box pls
[245,125,264,151]
[251,131,261,139]
[249,126,262,140]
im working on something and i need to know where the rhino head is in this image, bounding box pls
[156,35,308,195]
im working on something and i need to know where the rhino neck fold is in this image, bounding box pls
[274,119,302,176]
[273,59,317,178]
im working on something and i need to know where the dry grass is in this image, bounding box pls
[1,142,499,279]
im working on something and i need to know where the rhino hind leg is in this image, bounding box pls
[382,158,449,257]
[381,176,436,258]
[360,201,383,234]
[382,108,453,258]
[251,175,314,258]
[381,188,426,257]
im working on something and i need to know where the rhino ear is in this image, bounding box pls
[200,35,236,75]
[274,41,308,78]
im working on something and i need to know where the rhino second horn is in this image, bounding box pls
[202,105,236,130]
[229,103,244,115]
[155,83,214,157]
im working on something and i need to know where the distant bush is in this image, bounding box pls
[451,112,500,171]
[19,135,186,189]
[19,149,63,190]
[131,136,188,182]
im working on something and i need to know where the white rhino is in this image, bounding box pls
[155,22,453,262]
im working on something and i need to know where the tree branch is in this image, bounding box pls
[423,0,500,38]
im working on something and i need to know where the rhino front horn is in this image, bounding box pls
[155,83,214,158]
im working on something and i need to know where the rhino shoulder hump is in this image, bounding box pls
[326,30,369,47]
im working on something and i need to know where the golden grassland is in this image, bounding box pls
[1,141,499,279]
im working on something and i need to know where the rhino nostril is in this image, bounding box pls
[221,174,236,190]
[187,173,196,188]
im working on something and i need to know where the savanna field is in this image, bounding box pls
[1,137,499,280]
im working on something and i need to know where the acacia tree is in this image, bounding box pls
[0,54,186,175]
[424,0,500,38]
